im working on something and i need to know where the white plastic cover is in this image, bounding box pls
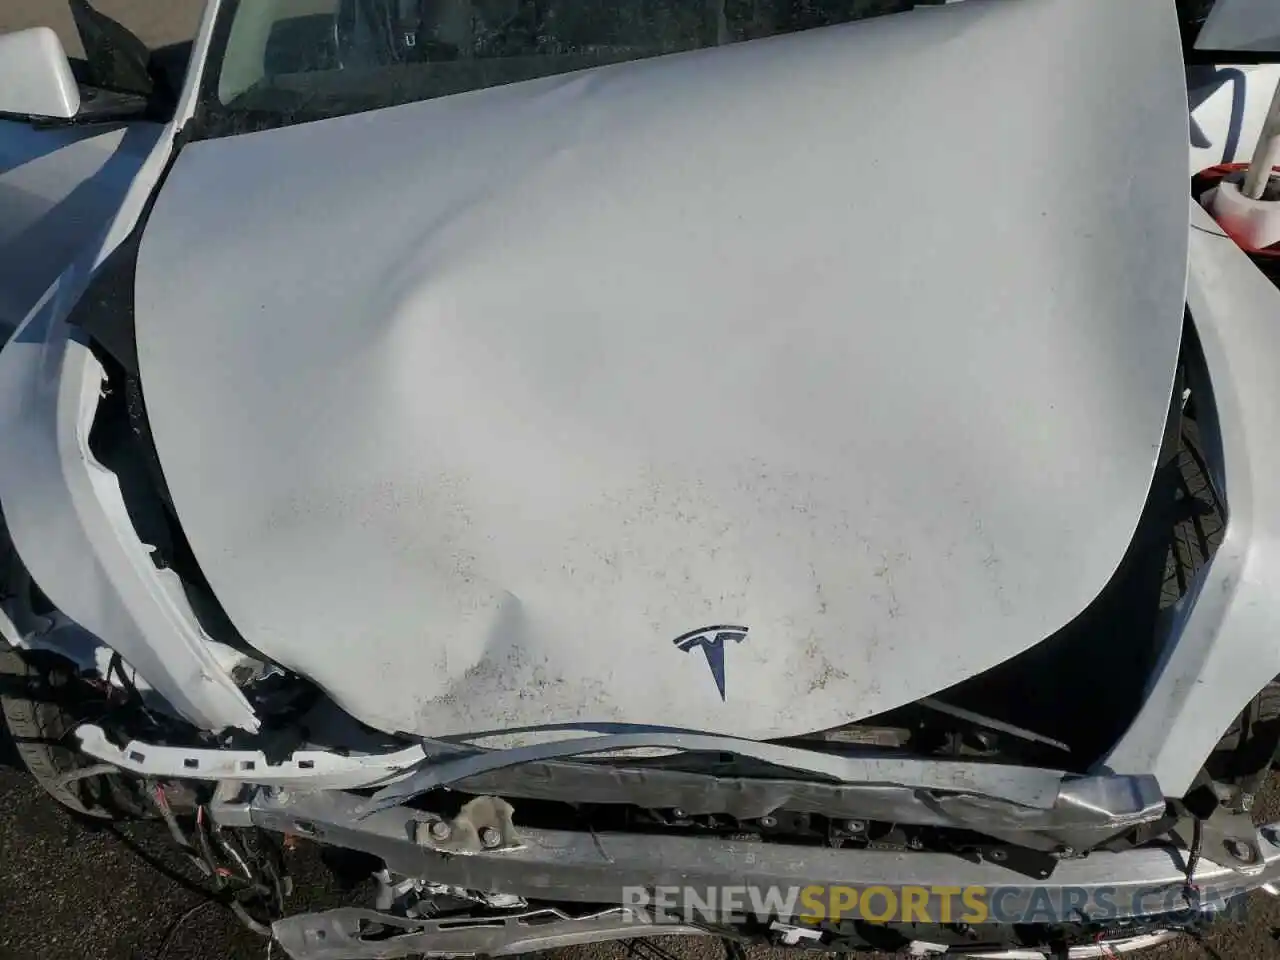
[134,0,1189,741]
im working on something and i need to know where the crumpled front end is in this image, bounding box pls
[14,0,1280,955]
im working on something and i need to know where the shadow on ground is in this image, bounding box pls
[0,717,20,770]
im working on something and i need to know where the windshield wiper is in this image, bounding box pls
[357,731,1067,818]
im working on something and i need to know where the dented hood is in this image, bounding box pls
[134,0,1189,740]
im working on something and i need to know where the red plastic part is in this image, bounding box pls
[1193,163,1280,257]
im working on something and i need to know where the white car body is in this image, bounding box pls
[5,0,1280,955]
[0,0,1193,757]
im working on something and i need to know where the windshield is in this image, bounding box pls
[202,0,942,133]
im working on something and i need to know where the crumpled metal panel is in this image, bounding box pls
[240,790,1280,914]
[1102,201,1280,795]
[0,304,257,733]
[134,0,1189,741]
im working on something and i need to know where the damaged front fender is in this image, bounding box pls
[0,274,258,733]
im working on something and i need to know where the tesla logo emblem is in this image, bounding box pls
[674,626,748,701]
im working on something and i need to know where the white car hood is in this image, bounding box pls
[134,0,1188,740]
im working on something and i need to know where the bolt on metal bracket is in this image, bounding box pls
[411,796,522,855]
[1173,808,1269,878]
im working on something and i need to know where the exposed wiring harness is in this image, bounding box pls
[106,651,159,727]
[142,782,289,944]
[1184,817,1204,908]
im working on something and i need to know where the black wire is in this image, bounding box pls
[1188,927,1228,960]
[107,650,160,727]
[230,899,273,937]
[154,899,218,960]
[146,781,195,854]
[193,809,226,891]
[153,894,273,959]
[1184,817,1204,906]
[139,798,285,955]
[264,850,288,916]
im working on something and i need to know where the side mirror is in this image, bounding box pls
[0,28,80,120]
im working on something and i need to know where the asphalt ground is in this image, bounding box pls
[2,2,1280,958]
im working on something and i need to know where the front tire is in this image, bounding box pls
[0,639,129,818]
[0,520,148,819]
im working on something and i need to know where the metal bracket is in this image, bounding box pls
[970,841,1059,881]
[769,921,824,946]
[223,788,1280,917]
[361,732,1068,817]
[74,723,428,790]
[271,906,709,960]
[1172,807,1269,877]
[411,796,522,855]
